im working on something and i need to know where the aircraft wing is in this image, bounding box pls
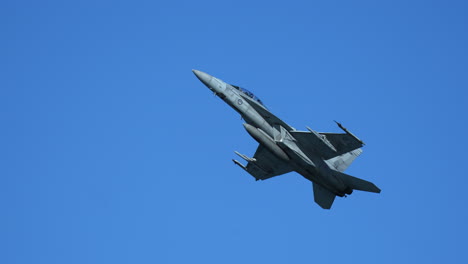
[319,132,364,156]
[290,131,338,159]
[244,144,293,180]
[290,130,364,160]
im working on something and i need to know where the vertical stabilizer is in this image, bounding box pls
[312,183,336,209]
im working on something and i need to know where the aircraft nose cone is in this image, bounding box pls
[192,69,212,87]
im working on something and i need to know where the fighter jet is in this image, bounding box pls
[193,69,380,209]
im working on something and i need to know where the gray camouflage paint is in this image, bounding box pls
[193,69,380,209]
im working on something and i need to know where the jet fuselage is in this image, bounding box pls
[193,70,351,197]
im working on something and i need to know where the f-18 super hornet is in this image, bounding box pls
[192,69,380,209]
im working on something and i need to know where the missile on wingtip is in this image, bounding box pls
[334,120,365,145]
[242,123,290,161]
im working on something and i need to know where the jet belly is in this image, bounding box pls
[279,130,349,196]
[315,159,349,196]
[193,69,380,209]
[221,85,274,137]
[208,75,348,196]
[243,123,289,161]
[293,143,349,196]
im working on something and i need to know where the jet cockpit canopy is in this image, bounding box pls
[231,85,265,106]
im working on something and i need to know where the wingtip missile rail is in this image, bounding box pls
[334,120,365,145]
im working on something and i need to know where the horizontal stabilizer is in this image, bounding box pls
[335,172,381,193]
[313,183,336,209]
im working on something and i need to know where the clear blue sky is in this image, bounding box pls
[2,0,467,263]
